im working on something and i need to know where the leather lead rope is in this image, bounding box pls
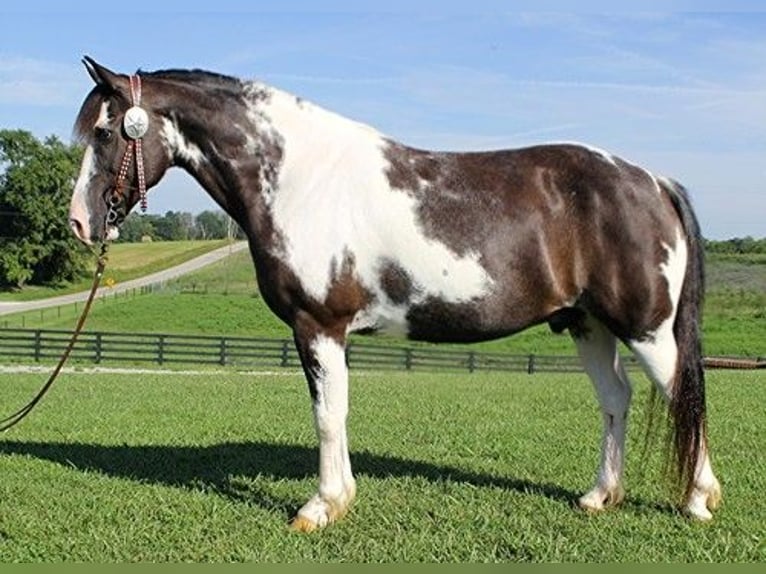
[1,73,148,432]
[0,243,109,432]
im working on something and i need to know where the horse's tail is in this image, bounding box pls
[660,178,707,502]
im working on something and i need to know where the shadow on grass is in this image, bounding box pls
[0,439,670,520]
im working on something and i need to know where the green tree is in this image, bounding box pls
[195,210,228,239]
[118,213,157,242]
[0,129,89,289]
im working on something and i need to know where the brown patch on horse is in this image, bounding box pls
[324,252,372,322]
[378,259,415,305]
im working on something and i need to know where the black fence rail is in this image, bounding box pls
[0,328,763,374]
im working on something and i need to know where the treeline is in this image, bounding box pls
[117,211,245,242]
[704,237,766,255]
[1,129,245,289]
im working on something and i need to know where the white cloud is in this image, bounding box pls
[0,55,84,106]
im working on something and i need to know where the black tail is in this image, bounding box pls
[661,179,707,502]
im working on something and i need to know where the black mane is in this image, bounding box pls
[139,68,243,91]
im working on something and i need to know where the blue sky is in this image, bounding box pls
[1,2,764,239]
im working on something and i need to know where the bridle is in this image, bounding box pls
[0,74,150,432]
[106,73,149,227]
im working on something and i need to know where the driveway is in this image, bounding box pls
[0,241,249,316]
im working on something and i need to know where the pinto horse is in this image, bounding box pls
[69,57,721,531]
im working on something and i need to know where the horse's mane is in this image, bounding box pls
[139,68,243,91]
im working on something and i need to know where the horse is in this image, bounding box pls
[68,57,721,531]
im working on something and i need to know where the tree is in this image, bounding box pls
[195,210,228,239]
[0,130,89,289]
[118,213,157,242]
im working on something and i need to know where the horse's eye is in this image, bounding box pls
[95,126,112,142]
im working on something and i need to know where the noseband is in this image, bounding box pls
[106,74,148,228]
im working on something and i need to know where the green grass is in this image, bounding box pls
[0,369,763,562]
[0,240,232,302]
[1,250,763,357]
[0,250,766,357]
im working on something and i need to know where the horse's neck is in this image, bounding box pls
[166,80,386,240]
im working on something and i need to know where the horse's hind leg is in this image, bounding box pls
[630,321,721,520]
[573,315,632,512]
[290,318,356,532]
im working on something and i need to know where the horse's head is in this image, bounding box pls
[70,57,172,245]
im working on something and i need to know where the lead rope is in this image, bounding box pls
[0,243,109,432]
[1,73,147,432]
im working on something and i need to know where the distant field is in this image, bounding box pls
[0,369,762,562]
[0,240,231,302]
[1,250,762,357]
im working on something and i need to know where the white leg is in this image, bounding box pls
[574,317,632,512]
[292,333,356,532]
[630,323,721,521]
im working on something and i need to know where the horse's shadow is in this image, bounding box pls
[0,439,586,518]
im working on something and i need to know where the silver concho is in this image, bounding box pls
[123,106,149,139]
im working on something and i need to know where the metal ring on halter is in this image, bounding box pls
[108,192,123,207]
[105,189,126,225]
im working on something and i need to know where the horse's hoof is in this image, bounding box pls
[290,515,320,533]
[685,480,721,521]
[578,485,625,513]
[289,490,354,532]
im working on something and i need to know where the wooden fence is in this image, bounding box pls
[0,328,763,374]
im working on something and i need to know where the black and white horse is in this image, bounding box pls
[69,58,720,531]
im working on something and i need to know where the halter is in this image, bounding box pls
[106,74,148,227]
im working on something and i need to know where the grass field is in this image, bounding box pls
[0,240,232,302]
[2,248,763,357]
[0,368,763,562]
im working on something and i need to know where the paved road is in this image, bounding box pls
[0,241,249,316]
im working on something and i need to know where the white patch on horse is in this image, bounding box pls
[348,301,409,337]
[70,101,110,241]
[629,227,687,388]
[654,175,677,195]
[247,86,494,313]
[160,117,205,168]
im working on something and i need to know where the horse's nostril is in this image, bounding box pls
[69,218,91,245]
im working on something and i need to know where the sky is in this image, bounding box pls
[1,1,764,239]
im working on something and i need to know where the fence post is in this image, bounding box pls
[157,335,165,365]
[404,348,413,370]
[95,332,103,364]
[219,337,227,366]
[281,340,290,367]
[467,351,476,373]
[527,354,536,374]
[34,330,42,362]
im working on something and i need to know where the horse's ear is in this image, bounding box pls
[82,56,125,94]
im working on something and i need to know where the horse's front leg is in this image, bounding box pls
[291,319,356,532]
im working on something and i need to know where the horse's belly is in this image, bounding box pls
[349,293,537,344]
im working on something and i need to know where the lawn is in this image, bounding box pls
[0,369,763,562]
[0,240,232,302]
